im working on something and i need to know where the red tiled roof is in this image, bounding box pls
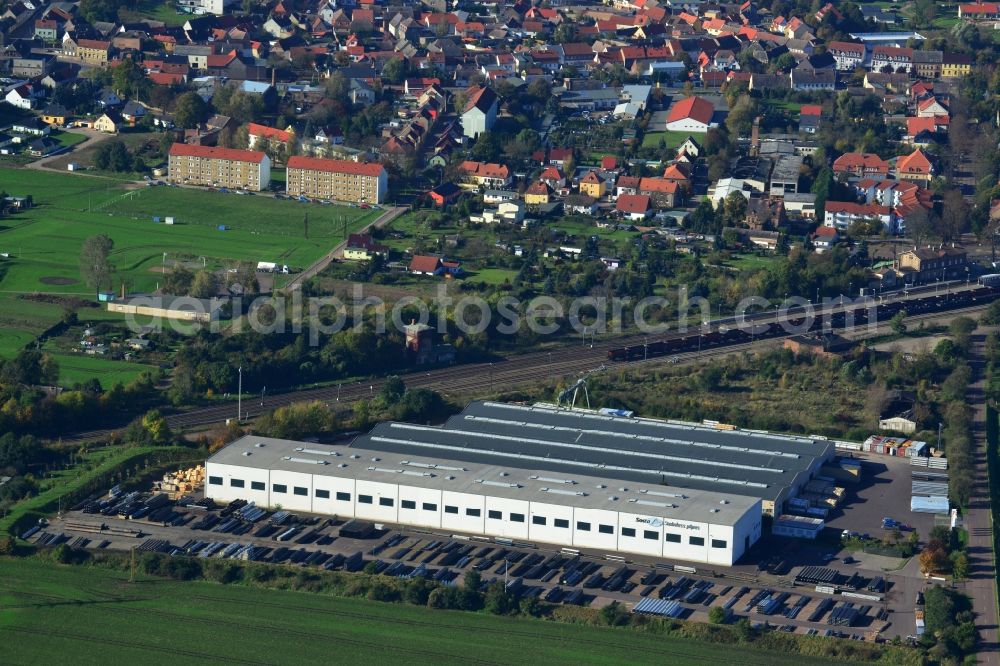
[639,177,679,194]
[832,152,889,173]
[77,39,110,49]
[409,255,441,272]
[799,104,822,116]
[667,96,714,125]
[617,193,652,213]
[286,155,385,177]
[247,122,293,144]
[169,143,266,163]
[897,148,932,174]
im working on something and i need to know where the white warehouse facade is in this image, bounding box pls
[206,435,761,566]
[206,401,834,566]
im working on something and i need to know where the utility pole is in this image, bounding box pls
[237,365,242,422]
[129,545,136,583]
[304,212,309,239]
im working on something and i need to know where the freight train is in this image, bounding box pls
[606,286,998,363]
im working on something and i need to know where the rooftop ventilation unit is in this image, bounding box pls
[530,475,576,485]
[282,456,329,465]
[629,499,677,509]
[400,460,466,472]
[295,447,338,457]
[639,489,687,500]
[475,479,521,488]
[540,487,587,497]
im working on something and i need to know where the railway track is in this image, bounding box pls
[56,292,996,443]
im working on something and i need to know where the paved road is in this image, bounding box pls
[281,205,407,292]
[965,329,1000,664]
[25,127,116,171]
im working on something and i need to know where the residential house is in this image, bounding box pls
[409,255,443,276]
[579,170,608,198]
[524,180,552,205]
[564,194,598,215]
[912,50,943,79]
[93,111,122,134]
[917,97,949,118]
[344,233,388,261]
[638,177,680,208]
[41,104,69,127]
[428,182,461,206]
[832,152,890,179]
[616,194,653,221]
[34,18,59,42]
[461,85,498,139]
[247,123,295,152]
[799,104,823,134]
[539,166,565,191]
[812,226,840,253]
[896,149,933,183]
[4,85,36,110]
[65,38,112,66]
[941,53,972,78]
[459,160,511,189]
[121,100,147,125]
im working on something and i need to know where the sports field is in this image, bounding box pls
[0,558,847,666]
[0,167,377,374]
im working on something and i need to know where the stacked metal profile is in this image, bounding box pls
[633,597,686,618]
[827,602,860,627]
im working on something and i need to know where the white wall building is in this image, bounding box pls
[206,401,836,565]
[206,436,762,566]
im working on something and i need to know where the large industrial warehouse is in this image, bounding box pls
[205,401,834,566]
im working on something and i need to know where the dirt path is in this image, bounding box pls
[281,205,408,292]
[964,328,999,665]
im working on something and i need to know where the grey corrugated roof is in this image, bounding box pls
[348,401,833,502]
[208,434,758,525]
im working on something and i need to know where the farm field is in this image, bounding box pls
[0,167,376,382]
[0,558,847,666]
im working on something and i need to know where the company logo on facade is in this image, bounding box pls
[662,520,701,531]
[636,516,664,527]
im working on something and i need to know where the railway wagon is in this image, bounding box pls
[607,287,999,363]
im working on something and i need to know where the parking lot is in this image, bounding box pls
[27,464,941,644]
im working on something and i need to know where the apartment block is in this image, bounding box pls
[285,156,387,204]
[167,143,270,191]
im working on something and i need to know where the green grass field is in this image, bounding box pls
[641,131,690,150]
[0,558,849,666]
[45,351,158,388]
[51,130,87,148]
[0,167,377,381]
